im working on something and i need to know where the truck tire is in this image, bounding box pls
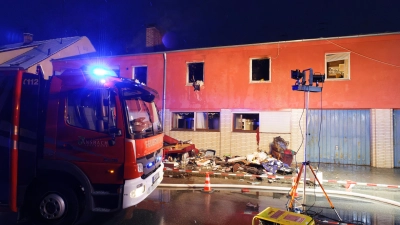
[29,182,81,225]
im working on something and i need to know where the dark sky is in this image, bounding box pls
[1,0,399,55]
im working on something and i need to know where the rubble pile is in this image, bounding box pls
[163,135,296,177]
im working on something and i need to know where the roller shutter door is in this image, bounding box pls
[306,110,370,165]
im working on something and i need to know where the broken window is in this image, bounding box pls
[133,66,147,84]
[251,58,270,82]
[187,62,204,84]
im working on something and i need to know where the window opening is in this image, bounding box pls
[187,62,204,84]
[233,113,259,131]
[251,58,270,82]
[172,112,194,130]
[326,52,350,79]
[133,66,147,84]
[196,112,220,131]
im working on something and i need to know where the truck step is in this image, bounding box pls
[93,208,112,212]
[92,191,118,196]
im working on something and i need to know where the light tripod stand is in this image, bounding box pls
[287,69,342,222]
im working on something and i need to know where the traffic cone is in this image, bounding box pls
[345,180,356,191]
[290,176,299,198]
[201,172,214,193]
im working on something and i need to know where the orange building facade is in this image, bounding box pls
[52,33,400,168]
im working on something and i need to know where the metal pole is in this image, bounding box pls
[302,88,310,211]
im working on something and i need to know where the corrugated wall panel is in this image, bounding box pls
[306,110,370,165]
[394,110,400,168]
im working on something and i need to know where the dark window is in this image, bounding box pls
[251,58,270,81]
[134,66,147,84]
[187,62,204,83]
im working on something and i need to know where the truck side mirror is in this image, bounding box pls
[109,127,122,136]
[108,127,121,146]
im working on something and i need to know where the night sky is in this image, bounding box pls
[1,0,399,56]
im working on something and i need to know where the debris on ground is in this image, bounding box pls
[163,135,296,177]
[246,202,259,209]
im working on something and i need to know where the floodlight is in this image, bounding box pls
[291,69,304,80]
[291,68,323,92]
[312,74,325,87]
[313,75,325,83]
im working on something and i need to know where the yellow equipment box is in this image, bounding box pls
[252,207,315,225]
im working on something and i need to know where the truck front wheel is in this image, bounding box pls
[29,182,81,225]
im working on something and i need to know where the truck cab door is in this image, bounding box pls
[55,88,124,183]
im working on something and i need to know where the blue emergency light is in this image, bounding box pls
[146,162,154,168]
[87,66,118,77]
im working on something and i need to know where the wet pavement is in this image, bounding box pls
[162,162,400,204]
[163,162,400,187]
[1,163,399,225]
[90,187,400,225]
[313,163,400,186]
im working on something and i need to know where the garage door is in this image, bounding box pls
[394,110,400,168]
[306,110,370,165]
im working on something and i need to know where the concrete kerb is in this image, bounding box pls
[158,183,400,208]
[163,168,400,190]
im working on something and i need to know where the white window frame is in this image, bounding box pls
[232,113,260,132]
[250,57,271,83]
[195,112,220,131]
[171,112,195,130]
[325,52,350,80]
[186,62,204,86]
[171,111,220,131]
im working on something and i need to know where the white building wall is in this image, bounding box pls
[219,109,232,156]
[163,108,394,168]
[371,109,394,168]
[165,109,292,160]
[290,109,306,164]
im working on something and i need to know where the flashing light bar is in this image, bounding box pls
[87,66,118,78]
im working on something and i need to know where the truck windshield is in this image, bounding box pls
[123,94,162,138]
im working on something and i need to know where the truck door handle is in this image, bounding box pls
[57,143,73,149]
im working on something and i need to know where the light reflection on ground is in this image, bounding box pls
[91,188,400,225]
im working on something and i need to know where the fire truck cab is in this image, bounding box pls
[0,65,164,225]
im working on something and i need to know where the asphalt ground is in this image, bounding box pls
[161,162,400,205]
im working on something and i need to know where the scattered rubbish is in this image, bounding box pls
[246,202,259,209]
[162,135,296,180]
[247,181,261,185]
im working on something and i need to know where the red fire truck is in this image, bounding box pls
[0,65,164,224]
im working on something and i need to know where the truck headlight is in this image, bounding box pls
[130,184,145,198]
